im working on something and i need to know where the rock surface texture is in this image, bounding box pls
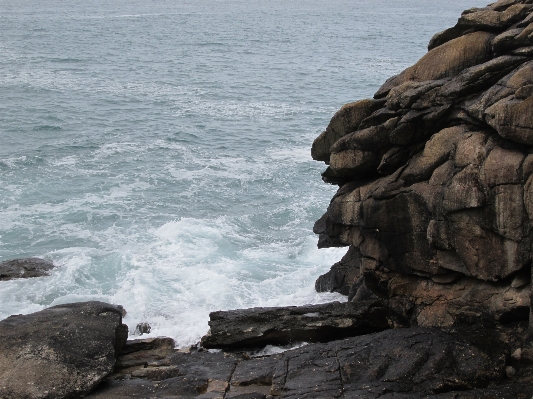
[201,300,402,349]
[0,257,55,281]
[313,0,533,333]
[88,324,533,399]
[5,1,533,398]
[0,301,128,399]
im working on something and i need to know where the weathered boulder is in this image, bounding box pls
[311,99,382,163]
[200,300,401,349]
[0,257,55,280]
[376,31,495,98]
[0,301,128,399]
[428,1,533,50]
[313,0,533,334]
[357,270,531,328]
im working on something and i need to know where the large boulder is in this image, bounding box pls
[313,0,533,333]
[375,31,495,98]
[0,301,128,399]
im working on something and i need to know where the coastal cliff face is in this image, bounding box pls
[313,0,533,331]
[5,1,533,398]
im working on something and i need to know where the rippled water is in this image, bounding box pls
[0,0,487,346]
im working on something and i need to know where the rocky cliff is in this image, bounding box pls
[313,0,533,333]
[3,1,533,398]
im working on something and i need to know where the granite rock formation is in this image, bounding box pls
[0,302,128,399]
[0,257,55,281]
[313,0,533,332]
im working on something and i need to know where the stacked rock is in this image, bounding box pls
[313,0,533,331]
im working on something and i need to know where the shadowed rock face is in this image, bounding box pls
[0,257,55,280]
[0,301,128,399]
[313,0,533,330]
[89,325,533,399]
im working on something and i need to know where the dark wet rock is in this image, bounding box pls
[0,257,55,281]
[200,300,401,349]
[315,246,361,295]
[0,301,128,399]
[89,340,240,399]
[114,337,175,371]
[134,322,151,335]
[275,326,507,399]
[89,324,533,399]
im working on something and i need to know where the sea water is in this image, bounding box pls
[0,0,488,347]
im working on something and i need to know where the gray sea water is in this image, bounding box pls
[0,0,487,346]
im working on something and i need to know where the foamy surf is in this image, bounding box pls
[0,0,488,349]
[0,215,345,347]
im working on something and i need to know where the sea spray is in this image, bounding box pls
[0,0,488,346]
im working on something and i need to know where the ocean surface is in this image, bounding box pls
[0,0,488,347]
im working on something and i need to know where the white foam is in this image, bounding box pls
[0,215,345,347]
[109,219,345,346]
[51,155,77,167]
[1,156,28,169]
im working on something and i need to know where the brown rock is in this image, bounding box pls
[486,94,533,145]
[311,99,381,163]
[377,32,494,98]
[511,348,523,361]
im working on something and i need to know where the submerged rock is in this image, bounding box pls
[134,322,152,336]
[0,301,128,399]
[0,257,55,281]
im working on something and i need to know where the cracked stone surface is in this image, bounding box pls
[87,324,533,399]
[201,300,403,349]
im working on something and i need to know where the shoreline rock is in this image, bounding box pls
[0,257,55,281]
[88,323,533,399]
[4,0,533,397]
[313,0,533,335]
[200,300,404,349]
[0,301,128,399]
